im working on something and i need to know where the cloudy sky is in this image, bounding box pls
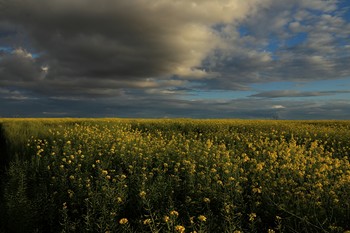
[1,0,350,119]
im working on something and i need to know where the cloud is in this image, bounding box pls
[250,90,350,98]
[271,105,286,109]
[0,87,34,100]
[1,0,349,91]
[1,92,349,119]
[0,0,275,98]
[0,0,265,82]
[0,48,45,82]
[0,0,350,118]
[204,0,350,89]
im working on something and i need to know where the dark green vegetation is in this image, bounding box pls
[0,119,350,233]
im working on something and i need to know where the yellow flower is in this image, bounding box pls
[139,191,146,198]
[198,215,207,222]
[175,225,185,233]
[101,170,108,175]
[249,213,257,222]
[170,210,179,217]
[252,186,262,194]
[143,219,151,225]
[203,197,210,203]
[163,216,170,223]
[119,218,128,225]
[68,189,74,198]
[190,216,194,224]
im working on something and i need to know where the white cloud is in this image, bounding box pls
[12,48,33,59]
[271,105,286,109]
[41,66,49,72]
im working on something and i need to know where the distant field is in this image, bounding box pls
[1,119,350,233]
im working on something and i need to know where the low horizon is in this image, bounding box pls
[1,117,350,121]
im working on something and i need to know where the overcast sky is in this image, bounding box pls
[1,0,350,119]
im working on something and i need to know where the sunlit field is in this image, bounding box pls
[1,119,350,233]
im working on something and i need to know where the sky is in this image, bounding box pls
[0,0,350,119]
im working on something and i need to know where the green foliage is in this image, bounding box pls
[4,160,36,232]
[0,119,350,232]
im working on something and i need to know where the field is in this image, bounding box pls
[0,119,350,233]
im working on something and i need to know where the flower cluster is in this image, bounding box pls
[10,118,350,232]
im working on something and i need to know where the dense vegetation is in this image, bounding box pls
[0,119,350,233]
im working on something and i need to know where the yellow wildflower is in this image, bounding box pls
[249,213,257,222]
[101,170,108,175]
[175,225,185,233]
[143,219,151,225]
[198,215,207,222]
[163,216,170,223]
[139,191,146,198]
[203,197,210,203]
[170,210,179,217]
[119,218,128,225]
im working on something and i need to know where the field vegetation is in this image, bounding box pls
[0,118,350,233]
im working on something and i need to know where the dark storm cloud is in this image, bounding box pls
[0,48,44,82]
[0,0,276,99]
[0,0,230,81]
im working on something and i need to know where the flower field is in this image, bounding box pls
[0,119,350,233]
